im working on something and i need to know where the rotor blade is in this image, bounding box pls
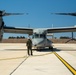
[4,13,24,16]
[51,12,76,16]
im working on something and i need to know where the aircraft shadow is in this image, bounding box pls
[4,48,75,52]
[36,48,61,52]
[4,48,61,52]
[60,49,76,51]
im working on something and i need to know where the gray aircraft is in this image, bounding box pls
[0,10,76,49]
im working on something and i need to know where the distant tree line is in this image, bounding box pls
[8,36,26,39]
[60,36,71,39]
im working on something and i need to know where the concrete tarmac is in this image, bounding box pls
[0,43,76,75]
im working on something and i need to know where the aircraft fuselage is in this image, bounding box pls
[32,29,53,49]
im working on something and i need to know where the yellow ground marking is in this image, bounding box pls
[0,56,26,61]
[0,52,53,61]
[53,52,76,75]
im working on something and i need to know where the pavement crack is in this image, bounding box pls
[9,56,29,75]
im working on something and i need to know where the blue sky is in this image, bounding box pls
[0,0,76,38]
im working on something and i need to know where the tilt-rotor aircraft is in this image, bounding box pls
[0,10,76,49]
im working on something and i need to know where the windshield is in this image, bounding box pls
[32,33,46,38]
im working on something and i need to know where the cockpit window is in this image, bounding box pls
[40,34,46,38]
[32,33,39,38]
[35,34,39,38]
[32,33,46,38]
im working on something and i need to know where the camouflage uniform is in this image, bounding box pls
[26,39,33,55]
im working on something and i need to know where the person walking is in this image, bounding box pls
[26,38,33,56]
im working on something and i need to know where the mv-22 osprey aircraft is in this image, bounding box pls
[0,10,76,49]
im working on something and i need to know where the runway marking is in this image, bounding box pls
[10,56,29,75]
[0,56,26,61]
[9,52,53,74]
[53,52,76,75]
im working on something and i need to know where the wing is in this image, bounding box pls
[4,26,33,35]
[47,27,76,33]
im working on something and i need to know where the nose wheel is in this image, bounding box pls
[49,46,53,51]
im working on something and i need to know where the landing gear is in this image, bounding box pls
[49,46,53,51]
[37,47,44,51]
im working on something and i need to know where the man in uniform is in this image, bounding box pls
[26,38,33,56]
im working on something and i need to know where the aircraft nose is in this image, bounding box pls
[32,38,44,46]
